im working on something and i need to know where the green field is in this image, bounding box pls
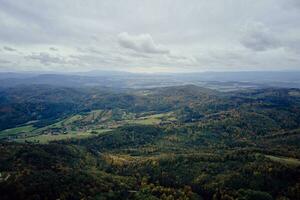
[0,111,177,143]
[15,129,111,144]
[0,125,35,139]
[126,112,176,125]
[265,155,300,167]
[18,111,174,143]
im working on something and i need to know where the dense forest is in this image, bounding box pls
[0,84,300,200]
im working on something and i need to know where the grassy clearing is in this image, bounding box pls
[0,125,35,139]
[16,133,90,143]
[15,129,111,144]
[126,112,176,125]
[62,114,82,125]
[4,110,175,142]
[133,117,161,125]
[266,155,300,167]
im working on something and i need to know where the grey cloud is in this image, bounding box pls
[0,59,11,64]
[280,34,300,54]
[86,47,104,55]
[240,22,281,51]
[168,54,189,61]
[70,52,131,67]
[76,47,103,55]
[26,53,67,65]
[118,32,170,54]
[126,51,151,59]
[70,54,110,66]
[0,0,300,72]
[49,47,58,51]
[202,50,258,67]
[3,46,17,51]
[240,22,300,55]
[282,0,300,9]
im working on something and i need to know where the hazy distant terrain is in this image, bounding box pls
[1,71,300,90]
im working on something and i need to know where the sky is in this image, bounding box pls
[0,0,300,73]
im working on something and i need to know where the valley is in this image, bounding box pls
[1,110,176,143]
[0,84,300,199]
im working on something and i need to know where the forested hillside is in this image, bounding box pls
[0,85,300,200]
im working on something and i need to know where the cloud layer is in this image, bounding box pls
[26,53,67,65]
[0,0,299,72]
[118,32,169,54]
[240,22,281,51]
[3,46,17,52]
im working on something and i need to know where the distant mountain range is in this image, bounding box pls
[0,71,299,89]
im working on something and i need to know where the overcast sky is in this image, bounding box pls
[0,0,300,73]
